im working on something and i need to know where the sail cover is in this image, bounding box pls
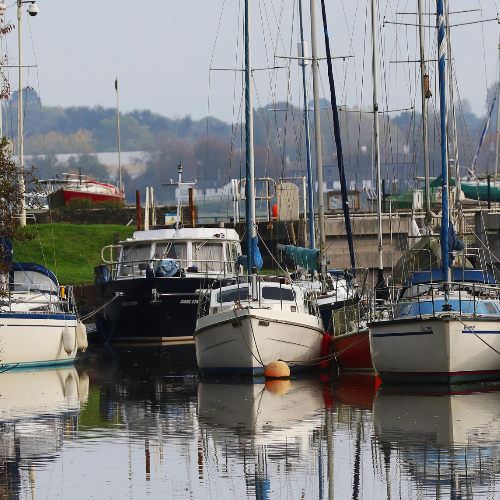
[282,245,320,272]
[237,237,263,270]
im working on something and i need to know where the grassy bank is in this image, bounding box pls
[12,224,136,284]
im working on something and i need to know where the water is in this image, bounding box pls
[2,343,500,499]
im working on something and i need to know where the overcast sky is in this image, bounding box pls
[6,0,500,123]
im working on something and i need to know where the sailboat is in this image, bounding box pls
[276,0,370,372]
[0,1,86,368]
[194,0,324,376]
[369,1,500,384]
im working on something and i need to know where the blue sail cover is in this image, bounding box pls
[440,221,464,265]
[237,237,263,270]
[282,245,320,272]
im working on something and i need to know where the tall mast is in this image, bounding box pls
[298,0,315,249]
[445,0,461,207]
[495,41,500,190]
[371,0,383,287]
[244,0,256,275]
[115,78,122,194]
[418,0,431,226]
[437,0,450,297]
[309,0,326,283]
[319,0,356,274]
[17,0,25,227]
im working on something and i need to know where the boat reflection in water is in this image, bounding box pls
[197,377,325,499]
[0,367,88,498]
[373,384,500,498]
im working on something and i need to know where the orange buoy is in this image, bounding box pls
[319,333,332,370]
[265,379,291,395]
[264,360,290,379]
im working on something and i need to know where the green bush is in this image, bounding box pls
[62,198,125,210]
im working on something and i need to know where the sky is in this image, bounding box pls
[5,0,500,123]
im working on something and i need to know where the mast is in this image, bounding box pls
[418,0,432,226]
[17,0,25,227]
[244,0,256,276]
[115,78,122,194]
[309,0,326,286]
[371,0,383,288]
[445,0,461,207]
[298,0,315,249]
[495,41,500,190]
[437,0,450,299]
[319,0,356,276]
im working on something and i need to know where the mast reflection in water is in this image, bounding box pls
[2,345,500,499]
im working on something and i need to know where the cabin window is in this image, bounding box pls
[12,271,57,293]
[485,302,498,313]
[398,304,413,316]
[120,244,152,276]
[194,242,225,273]
[261,287,295,301]
[215,286,249,304]
[155,243,187,266]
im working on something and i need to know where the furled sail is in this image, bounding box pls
[279,244,320,272]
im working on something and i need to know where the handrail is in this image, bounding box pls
[238,177,277,200]
[101,245,122,265]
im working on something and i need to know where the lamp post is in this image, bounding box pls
[17,0,38,227]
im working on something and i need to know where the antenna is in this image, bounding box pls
[162,163,197,235]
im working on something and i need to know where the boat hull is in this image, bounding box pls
[195,309,324,375]
[0,313,77,368]
[94,276,219,343]
[370,317,500,384]
[332,329,372,372]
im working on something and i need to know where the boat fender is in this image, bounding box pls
[319,333,332,370]
[76,322,88,352]
[264,360,290,379]
[62,326,75,355]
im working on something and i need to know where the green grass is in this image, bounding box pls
[12,223,136,284]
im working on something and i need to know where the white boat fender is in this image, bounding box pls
[62,326,75,355]
[76,322,88,352]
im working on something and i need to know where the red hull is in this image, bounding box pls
[62,189,124,204]
[332,329,373,371]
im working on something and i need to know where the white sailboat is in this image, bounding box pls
[369,2,500,384]
[194,0,324,376]
[0,1,86,369]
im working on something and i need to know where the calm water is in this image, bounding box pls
[1,344,500,499]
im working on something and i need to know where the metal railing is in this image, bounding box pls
[2,284,76,314]
[370,280,500,321]
[100,252,239,280]
[196,274,321,321]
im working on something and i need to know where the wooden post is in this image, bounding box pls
[189,188,195,228]
[136,190,142,231]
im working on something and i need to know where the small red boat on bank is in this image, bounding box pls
[46,173,125,208]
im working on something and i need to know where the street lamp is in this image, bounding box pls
[17,0,39,226]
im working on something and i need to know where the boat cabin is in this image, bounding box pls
[105,227,242,280]
[394,267,499,319]
[202,280,318,317]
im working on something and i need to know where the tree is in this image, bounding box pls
[0,137,42,273]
